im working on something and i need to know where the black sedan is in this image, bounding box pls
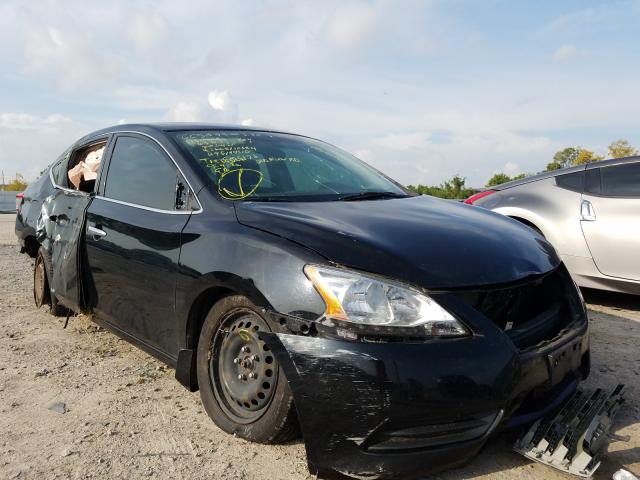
[16,124,590,479]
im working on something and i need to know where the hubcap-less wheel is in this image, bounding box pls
[34,255,46,307]
[210,310,278,424]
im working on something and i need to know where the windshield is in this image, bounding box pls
[170,130,410,201]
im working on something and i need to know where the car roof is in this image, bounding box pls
[492,155,640,191]
[77,122,298,145]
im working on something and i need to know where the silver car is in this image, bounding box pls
[466,157,640,295]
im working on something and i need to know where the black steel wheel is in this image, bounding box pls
[196,295,299,443]
[211,311,277,423]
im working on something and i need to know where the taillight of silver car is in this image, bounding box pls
[464,189,496,205]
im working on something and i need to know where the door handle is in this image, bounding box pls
[580,200,596,221]
[87,225,107,239]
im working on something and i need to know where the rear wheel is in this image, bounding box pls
[34,247,69,317]
[196,295,298,443]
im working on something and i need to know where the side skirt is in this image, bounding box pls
[90,315,178,368]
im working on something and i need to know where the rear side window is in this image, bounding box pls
[51,149,72,187]
[599,163,640,197]
[104,136,178,210]
[555,171,584,192]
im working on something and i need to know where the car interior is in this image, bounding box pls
[66,141,107,193]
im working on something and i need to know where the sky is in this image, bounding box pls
[1,0,640,186]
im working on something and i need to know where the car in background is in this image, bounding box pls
[466,157,640,295]
[0,190,20,213]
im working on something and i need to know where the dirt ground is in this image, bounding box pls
[0,213,638,480]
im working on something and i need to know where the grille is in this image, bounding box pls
[457,265,584,349]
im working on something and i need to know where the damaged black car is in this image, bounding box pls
[16,124,591,479]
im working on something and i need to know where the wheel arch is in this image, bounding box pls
[492,207,549,238]
[177,272,273,392]
[23,235,40,258]
[508,215,544,237]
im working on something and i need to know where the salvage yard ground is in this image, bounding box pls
[0,213,638,480]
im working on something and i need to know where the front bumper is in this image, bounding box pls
[263,315,589,480]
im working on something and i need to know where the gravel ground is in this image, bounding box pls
[0,213,638,479]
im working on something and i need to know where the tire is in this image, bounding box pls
[34,247,69,317]
[196,295,299,443]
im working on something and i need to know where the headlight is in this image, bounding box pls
[304,265,469,337]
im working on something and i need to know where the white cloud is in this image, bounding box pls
[164,90,246,123]
[503,162,520,176]
[164,101,203,122]
[0,113,37,129]
[375,132,430,150]
[126,11,167,53]
[241,118,255,126]
[553,44,578,63]
[22,24,117,90]
[207,90,239,122]
[0,112,86,180]
[545,7,606,33]
[114,86,188,111]
[324,2,382,49]
[0,112,69,129]
[208,90,233,111]
[44,114,71,125]
[2,0,640,188]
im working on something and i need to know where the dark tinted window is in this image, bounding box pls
[600,163,640,197]
[104,136,177,210]
[555,171,584,192]
[585,168,601,195]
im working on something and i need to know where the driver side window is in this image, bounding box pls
[103,135,180,211]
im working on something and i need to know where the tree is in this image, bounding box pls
[574,148,604,165]
[547,146,604,170]
[486,173,512,187]
[545,161,563,171]
[608,139,638,159]
[406,174,476,199]
[3,173,27,191]
[553,147,579,168]
[486,172,527,187]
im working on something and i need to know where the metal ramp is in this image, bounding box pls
[514,384,625,478]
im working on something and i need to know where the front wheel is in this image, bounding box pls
[196,295,298,443]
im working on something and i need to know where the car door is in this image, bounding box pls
[39,140,108,311]
[84,133,200,358]
[580,161,640,281]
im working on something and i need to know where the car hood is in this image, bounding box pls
[234,195,560,289]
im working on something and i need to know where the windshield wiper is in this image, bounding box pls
[337,191,408,201]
